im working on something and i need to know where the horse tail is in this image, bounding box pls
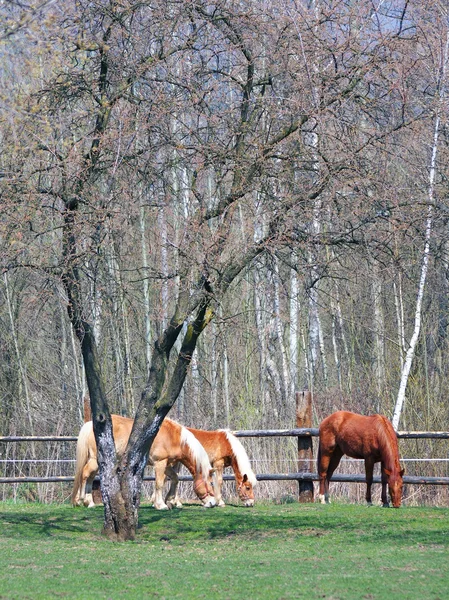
[71,420,94,506]
[221,430,257,486]
[180,425,212,480]
[317,442,322,472]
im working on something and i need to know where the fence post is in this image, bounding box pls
[296,390,314,502]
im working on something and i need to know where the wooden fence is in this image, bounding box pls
[1,428,449,489]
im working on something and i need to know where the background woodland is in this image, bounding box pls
[1,0,449,503]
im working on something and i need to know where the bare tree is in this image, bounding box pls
[1,0,437,537]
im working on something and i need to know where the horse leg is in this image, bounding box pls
[213,460,225,507]
[380,463,389,507]
[317,444,331,504]
[153,460,169,510]
[165,464,183,509]
[364,458,375,506]
[318,442,341,504]
[323,448,343,504]
[81,459,98,508]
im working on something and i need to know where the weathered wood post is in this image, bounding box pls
[296,390,314,502]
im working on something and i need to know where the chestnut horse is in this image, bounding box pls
[162,428,257,508]
[317,411,404,507]
[71,415,216,510]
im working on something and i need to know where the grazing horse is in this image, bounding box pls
[317,411,404,507]
[71,415,216,510]
[163,427,257,508]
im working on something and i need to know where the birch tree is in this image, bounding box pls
[392,26,449,430]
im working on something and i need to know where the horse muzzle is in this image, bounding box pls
[202,495,217,508]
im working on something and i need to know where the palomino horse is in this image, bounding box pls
[71,415,216,510]
[317,411,404,507]
[162,427,257,508]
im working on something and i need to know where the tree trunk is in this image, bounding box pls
[139,203,152,377]
[3,273,35,455]
[289,256,299,398]
[371,259,385,401]
[392,30,449,429]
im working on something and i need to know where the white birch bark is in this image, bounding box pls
[210,320,218,424]
[392,32,449,429]
[105,242,134,415]
[273,258,290,405]
[393,277,406,370]
[308,278,328,387]
[289,255,299,398]
[333,274,351,388]
[3,273,35,452]
[372,260,385,398]
[253,267,266,416]
[392,206,433,430]
[158,196,169,330]
[221,311,230,427]
[139,203,152,376]
[330,294,342,389]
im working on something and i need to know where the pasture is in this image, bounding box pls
[0,501,447,599]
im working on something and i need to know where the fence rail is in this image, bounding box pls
[1,428,449,487]
[1,473,448,485]
[2,429,449,442]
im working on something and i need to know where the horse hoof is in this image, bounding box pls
[382,503,390,508]
[217,500,226,508]
[154,504,169,511]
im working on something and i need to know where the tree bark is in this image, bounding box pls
[392,30,449,429]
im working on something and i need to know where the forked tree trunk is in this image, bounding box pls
[63,197,214,539]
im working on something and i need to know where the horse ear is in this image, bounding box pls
[242,474,248,483]
[209,468,216,476]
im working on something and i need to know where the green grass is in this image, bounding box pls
[0,501,448,599]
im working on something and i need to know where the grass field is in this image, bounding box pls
[0,500,447,599]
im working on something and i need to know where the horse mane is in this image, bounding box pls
[71,420,93,505]
[375,415,400,468]
[179,424,212,479]
[220,430,257,486]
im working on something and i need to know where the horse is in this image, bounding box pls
[317,411,404,508]
[161,427,257,508]
[71,415,216,510]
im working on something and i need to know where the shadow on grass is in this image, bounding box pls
[137,502,449,548]
[0,503,448,548]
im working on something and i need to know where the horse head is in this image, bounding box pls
[385,467,405,508]
[193,468,216,508]
[237,474,255,507]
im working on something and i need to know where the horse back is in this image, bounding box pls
[83,415,134,455]
[319,411,384,460]
[187,427,230,465]
[148,418,182,463]
[110,415,134,455]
